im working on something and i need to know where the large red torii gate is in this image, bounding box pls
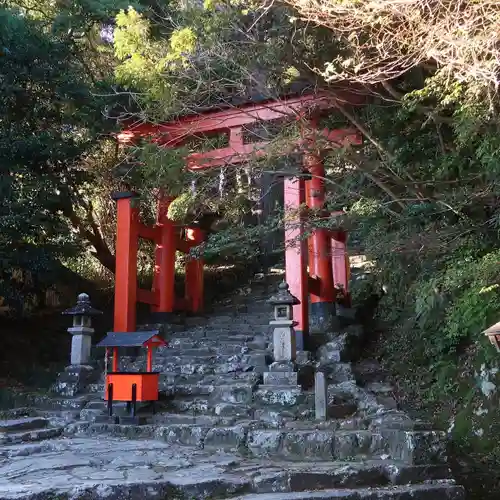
[114,91,363,347]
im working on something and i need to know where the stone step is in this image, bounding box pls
[0,435,464,500]
[213,403,256,419]
[210,383,255,404]
[0,426,64,445]
[205,322,271,331]
[0,407,39,420]
[79,401,132,422]
[169,337,253,348]
[0,417,49,433]
[153,352,270,366]
[154,346,269,357]
[158,355,269,375]
[172,332,262,343]
[246,428,447,464]
[283,418,370,431]
[88,371,263,396]
[228,483,464,500]
[69,420,446,465]
[207,314,272,324]
[160,371,263,386]
[167,337,270,352]
[165,396,211,413]
[10,393,96,411]
[150,412,226,426]
[253,386,313,408]
[232,460,455,491]
[162,382,257,401]
[165,396,218,414]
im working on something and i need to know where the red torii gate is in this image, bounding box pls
[114,91,363,347]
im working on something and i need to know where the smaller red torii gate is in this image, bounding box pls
[114,91,363,345]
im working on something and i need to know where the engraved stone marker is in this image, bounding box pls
[315,371,328,421]
[273,326,296,362]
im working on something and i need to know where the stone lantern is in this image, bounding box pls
[484,321,500,352]
[62,293,102,366]
[267,281,300,363]
[261,281,301,388]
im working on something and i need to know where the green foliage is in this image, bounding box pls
[0,4,119,310]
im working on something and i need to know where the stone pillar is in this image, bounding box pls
[315,371,328,421]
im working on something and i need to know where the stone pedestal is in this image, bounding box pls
[68,326,94,366]
[263,361,298,386]
[51,365,100,397]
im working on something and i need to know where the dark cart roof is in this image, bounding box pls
[96,331,166,348]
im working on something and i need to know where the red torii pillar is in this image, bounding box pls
[330,211,351,308]
[284,177,309,350]
[185,227,204,313]
[304,152,336,335]
[112,191,205,332]
[112,192,140,333]
[152,195,177,318]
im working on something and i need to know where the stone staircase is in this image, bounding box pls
[0,270,465,499]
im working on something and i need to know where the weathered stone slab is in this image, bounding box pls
[214,403,254,419]
[386,430,448,465]
[331,431,389,460]
[253,387,304,407]
[204,425,248,449]
[263,371,298,386]
[0,426,63,445]
[0,418,48,433]
[0,408,37,420]
[155,424,208,447]
[210,384,254,404]
[230,483,465,499]
[281,431,335,460]
[247,430,285,456]
[268,361,296,372]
